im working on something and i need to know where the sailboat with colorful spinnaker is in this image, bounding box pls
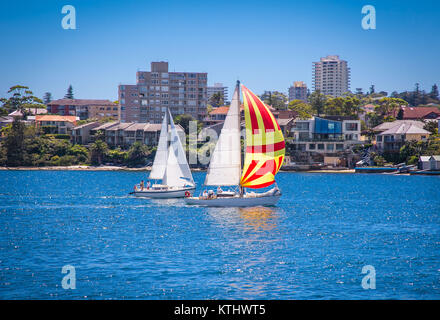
[132,107,195,198]
[184,81,285,207]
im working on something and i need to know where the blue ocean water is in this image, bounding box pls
[0,170,439,300]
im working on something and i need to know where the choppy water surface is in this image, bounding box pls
[0,170,439,299]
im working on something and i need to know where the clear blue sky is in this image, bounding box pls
[1,0,439,101]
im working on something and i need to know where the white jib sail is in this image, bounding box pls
[162,109,195,187]
[149,109,169,180]
[204,84,241,186]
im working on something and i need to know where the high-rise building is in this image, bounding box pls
[119,61,208,123]
[312,55,350,97]
[288,81,308,102]
[207,83,229,104]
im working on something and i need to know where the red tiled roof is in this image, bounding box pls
[47,99,116,106]
[35,115,77,123]
[401,106,440,119]
[209,106,230,115]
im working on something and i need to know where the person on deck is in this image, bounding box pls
[217,186,223,194]
[140,180,144,190]
[202,190,208,199]
[146,180,151,190]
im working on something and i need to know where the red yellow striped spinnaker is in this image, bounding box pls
[240,85,285,189]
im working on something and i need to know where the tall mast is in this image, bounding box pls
[236,80,242,178]
[236,80,243,196]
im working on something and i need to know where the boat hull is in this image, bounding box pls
[132,186,195,199]
[185,189,281,207]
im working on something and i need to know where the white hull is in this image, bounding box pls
[185,188,281,207]
[132,186,195,199]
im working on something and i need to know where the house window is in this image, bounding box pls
[298,132,309,140]
[309,144,316,150]
[295,122,309,131]
[318,144,324,150]
[345,122,358,131]
[336,144,344,150]
[327,144,334,151]
[376,135,382,142]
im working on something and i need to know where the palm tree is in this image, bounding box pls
[90,140,108,165]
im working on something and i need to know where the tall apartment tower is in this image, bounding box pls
[312,55,350,97]
[119,61,208,123]
[288,81,308,102]
[207,83,229,104]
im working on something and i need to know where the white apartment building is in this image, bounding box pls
[207,83,229,104]
[290,116,361,153]
[313,55,350,97]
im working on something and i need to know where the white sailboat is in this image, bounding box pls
[185,81,285,207]
[132,108,195,198]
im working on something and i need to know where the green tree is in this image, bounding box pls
[424,121,438,135]
[64,85,74,99]
[174,114,202,133]
[43,92,52,105]
[68,144,89,163]
[373,155,385,166]
[308,90,327,116]
[0,85,45,115]
[399,140,426,163]
[89,140,108,165]
[126,142,150,167]
[209,92,224,108]
[430,84,439,100]
[260,91,288,110]
[288,99,313,119]
[375,97,408,120]
[3,119,26,166]
[206,104,214,115]
[106,148,128,165]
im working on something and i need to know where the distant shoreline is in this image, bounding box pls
[0,165,150,171]
[0,166,355,173]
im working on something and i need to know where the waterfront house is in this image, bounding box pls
[398,106,440,120]
[71,121,101,145]
[277,118,295,137]
[35,115,78,135]
[289,116,361,153]
[47,99,119,121]
[89,121,184,148]
[375,122,430,152]
[419,155,440,170]
[372,120,425,134]
[204,106,232,126]
[9,108,47,120]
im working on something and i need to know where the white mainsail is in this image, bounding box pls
[149,109,169,180]
[162,109,195,187]
[204,83,241,186]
